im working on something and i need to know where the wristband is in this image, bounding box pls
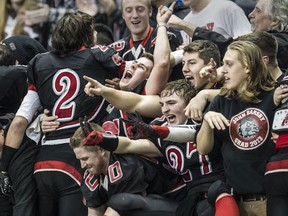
[83,131,119,152]
[157,23,169,30]
[171,50,184,66]
[98,134,119,152]
[151,125,170,138]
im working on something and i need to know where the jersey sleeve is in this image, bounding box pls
[91,45,126,78]
[26,54,41,92]
[81,170,106,208]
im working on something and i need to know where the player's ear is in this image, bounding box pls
[100,148,107,156]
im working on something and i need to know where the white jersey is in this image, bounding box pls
[181,0,251,44]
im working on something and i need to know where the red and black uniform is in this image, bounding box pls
[81,153,182,215]
[207,91,276,200]
[102,80,153,136]
[265,73,288,216]
[151,118,224,188]
[28,45,125,216]
[150,117,224,215]
[265,135,288,216]
[110,27,180,61]
[110,27,183,81]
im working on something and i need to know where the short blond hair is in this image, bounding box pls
[70,123,105,150]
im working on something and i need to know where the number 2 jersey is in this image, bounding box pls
[29,45,125,181]
[27,45,125,143]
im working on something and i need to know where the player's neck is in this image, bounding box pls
[131,26,151,42]
[190,0,211,14]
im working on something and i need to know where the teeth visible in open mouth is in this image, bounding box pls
[185,76,193,81]
[125,71,133,78]
[167,115,175,120]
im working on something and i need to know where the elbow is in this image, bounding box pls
[9,116,28,134]
[197,147,209,156]
[196,136,212,155]
[156,58,170,70]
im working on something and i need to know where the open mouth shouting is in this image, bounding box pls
[184,75,194,85]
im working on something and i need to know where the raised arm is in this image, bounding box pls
[84,76,162,118]
[145,3,175,94]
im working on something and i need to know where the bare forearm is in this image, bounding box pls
[102,88,144,113]
[169,15,197,38]
[116,137,161,157]
[146,26,171,94]
[196,121,214,155]
[182,22,197,38]
[5,116,28,149]
[102,87,161,118]
[88,206,106,216]
[201,89,220,103]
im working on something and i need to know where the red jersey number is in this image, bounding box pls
[52,69,80,121]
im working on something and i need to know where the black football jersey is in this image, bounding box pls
[27,45,125,142]
[110,27,180,61]
[150,117,224,189]
[81,153,185,208]
[102,79,153,136]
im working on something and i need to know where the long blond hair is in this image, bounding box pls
[0,0,37,40]
[220,41,275,103]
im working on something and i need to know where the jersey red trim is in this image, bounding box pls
[266,159,288,172]
[34,160,82,183]
[28,84,37,91]
[276,133,288,149]
[129,27,154,49]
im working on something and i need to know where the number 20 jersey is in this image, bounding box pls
[81,153,185,208]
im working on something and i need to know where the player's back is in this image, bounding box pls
[27,46,124,142]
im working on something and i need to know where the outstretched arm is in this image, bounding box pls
[121,113,197,142]
[84,76,162,118]
[83,130,161,157]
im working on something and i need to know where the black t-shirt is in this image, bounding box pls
[207,90,276,194]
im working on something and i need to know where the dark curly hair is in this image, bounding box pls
[51,12,95,56]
